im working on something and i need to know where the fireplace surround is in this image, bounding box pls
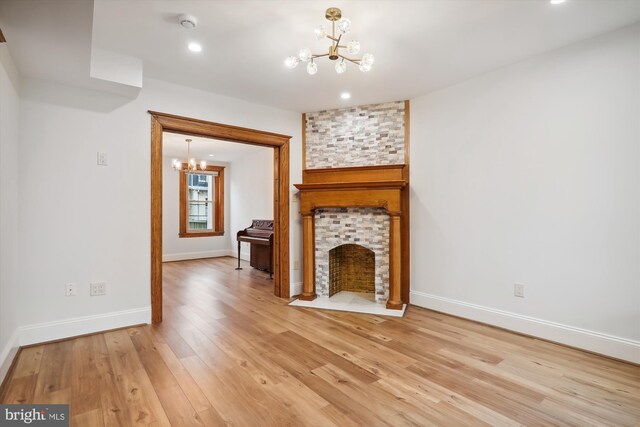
[294,165,408,309]
[316,207,390,302]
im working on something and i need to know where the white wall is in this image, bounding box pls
[0,45,21,380]
[15,76,302,346]
[229,147,274,261]
[162,156,231,261]
[410,24,640,362]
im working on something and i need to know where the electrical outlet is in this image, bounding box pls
[90,282,106,296]
[514,283,525,298]
[97,152,108,166]
[293,260,300,270]
[66,283,76,297]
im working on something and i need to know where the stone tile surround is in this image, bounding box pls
[305,101,405,169]
[314,208,390,303]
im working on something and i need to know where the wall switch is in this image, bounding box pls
[293,260,300,270]
[514,283,525,298]
[97,152,108,166]
[66,283,76,297]
[90,282,106,296]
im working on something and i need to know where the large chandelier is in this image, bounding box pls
[285,7,374,75]
[172,138,207,173]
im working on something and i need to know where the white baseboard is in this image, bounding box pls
[290,282,302,297]
[410,291,640,364]
[19,307,151,347]
[163,249,232,262]
[0,328,20,385]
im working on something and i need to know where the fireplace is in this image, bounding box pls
[294,165,408,309]
[329,244,375,298]
[315,207,390,303]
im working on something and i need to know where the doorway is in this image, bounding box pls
[149,111,291,323]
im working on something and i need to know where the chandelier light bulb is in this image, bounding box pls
[347,40,361,55]
[200,161,207,170]
[361,53,374,66]
[335,60,347,74]
[307,61,318,75]
[314,25,327,40]
[336,18,351,34]
[359,62,372,72]
[299,47,312,62]
[284,56,299,69]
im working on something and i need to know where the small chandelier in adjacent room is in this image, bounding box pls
[172,138,207,172]
[285,7,374,75]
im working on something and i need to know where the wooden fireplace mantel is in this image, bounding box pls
[294,180,407,215]
[294,165,408,309]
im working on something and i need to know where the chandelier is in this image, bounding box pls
[284,7,374,75]
[172,138,207,173]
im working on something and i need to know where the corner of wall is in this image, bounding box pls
[0,329,20,385]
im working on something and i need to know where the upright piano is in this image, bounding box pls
[236,219,274,278]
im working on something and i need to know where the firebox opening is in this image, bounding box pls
[329,243,375,300]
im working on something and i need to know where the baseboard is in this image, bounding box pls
[163,249,232,262]
[0,329,20,385]
[290,282,303,297]
[19,307,151,347]
[410,291,640,364]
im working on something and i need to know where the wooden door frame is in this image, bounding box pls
[149,111,291,324]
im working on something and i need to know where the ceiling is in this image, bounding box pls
[163,132,271,163]
[1,0,640,112]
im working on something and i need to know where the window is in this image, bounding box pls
[179,165,224,237]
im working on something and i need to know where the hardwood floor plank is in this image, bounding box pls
[34,340,73,396]
[69,336,102,416]
[103,329,171,426]
[2,374,38,404]
[150,341,212,414]
[1,256,638,426]
[72,408,105,427]
[11,345,44,379]
[180,355,268,426]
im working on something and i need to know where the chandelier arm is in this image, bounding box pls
[326,35,340,43]
[335,34,342,48]
[338,54,361,65]
[311,53,329,59]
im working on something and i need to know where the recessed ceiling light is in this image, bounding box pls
[208,154,214,157]
[188,42,202,52]
[340,92,351,100]
[550,0,566,4]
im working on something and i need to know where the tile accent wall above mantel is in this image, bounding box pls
[305,101,406,169]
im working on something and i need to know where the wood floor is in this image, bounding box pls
[1,257,639,426]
